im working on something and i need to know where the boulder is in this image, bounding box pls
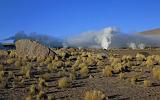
[15,39,56,58]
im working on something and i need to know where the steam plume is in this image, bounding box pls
[65,27,117,49]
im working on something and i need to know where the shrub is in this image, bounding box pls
[9,50,17,58]
[0,71,4,82]
[25,70,31,79]
[122,55,132,61]
[130,77,137,85]
[0,50,8,57]
[58,77,69,88]
[21,66,31,75]
[145,59,154,68]
[15,61,22,67]
[47,63,54,72]
[86,58,96,66]
[8,71,15,79]
[25,95,32,100]
[136,53,145,61]
[7,58,15,65]
[30,84,35,95]
[0,65,3,71]
[44,56,53,64]
[52,60,64,68]
[152,67,160,80]
[110,58,121,67]
[42,73,50,81]
[144,80,151,87]
[119,72,125,80]
[47,95,52,100]
[69,72,76,80]
[65,61,72,67]
[154,55,160,64]
[37,56,45,63]
[112,63,123,73]
[96,54,103,60]
[102,67,113,77]
[79,63,87,69]
[84,90,107,100]
[36,91,45,100]
[80,66,89,78]
[38,78,46,90]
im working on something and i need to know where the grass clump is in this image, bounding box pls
[102,67,113,77]
[25,95,32,100]
[84,90,107,100]
[80,66,89,78]
[29,84,36,95]
[0,50,8,57]
[7,58,15,65]
[119,72,125,80]
[130,76,137,85]
[0,65,4,71]
[122,55,132,61]
[58,77,69,88]
[143,80,151,87]
[136,53,145,61]
[152,67,160,80]
[36,91,45,100]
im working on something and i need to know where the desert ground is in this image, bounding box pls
[0,47,160,100]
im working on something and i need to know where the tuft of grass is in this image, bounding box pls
[58,77,69,88]
[0,50,8,57]
[84,90,108,100]
[36,91,45,100]
[102,67,113,77]
[38,78,46,90]
[9,50,17,58]
[130,76,137,85]
[15,61,22,68]
[25,70,31,79]
[47,95,52,100]
[144,80,151,87]
[0,65,3,71]
[7,58,15,65]
[80,66,89,78]
[119,72,125,80]
[25,95,32,100]
[136,53,145,61]
[29,84,36,95]
[152,67,160,80]
[146,56,154,68]
[122,55,132,61]
[69,72,76,80]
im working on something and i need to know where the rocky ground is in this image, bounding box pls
[0,47,160,100]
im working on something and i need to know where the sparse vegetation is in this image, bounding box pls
[0,47,160,99]
[58,77,69,88]
[144,80,151,87]
[136,53,145,61]
[80,65,89,78]
[102,66,113,77]
[84,90,107,100]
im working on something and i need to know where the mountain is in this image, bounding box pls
[138,28,160,36]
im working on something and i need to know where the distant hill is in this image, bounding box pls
[138,28,160,36]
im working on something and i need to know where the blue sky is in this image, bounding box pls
[0,0,160,40]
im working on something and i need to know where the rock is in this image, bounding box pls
[15,39,56,58]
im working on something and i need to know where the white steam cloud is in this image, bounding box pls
[65,27,160,49]
[65,27,117,49]
[128,42,145,49]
